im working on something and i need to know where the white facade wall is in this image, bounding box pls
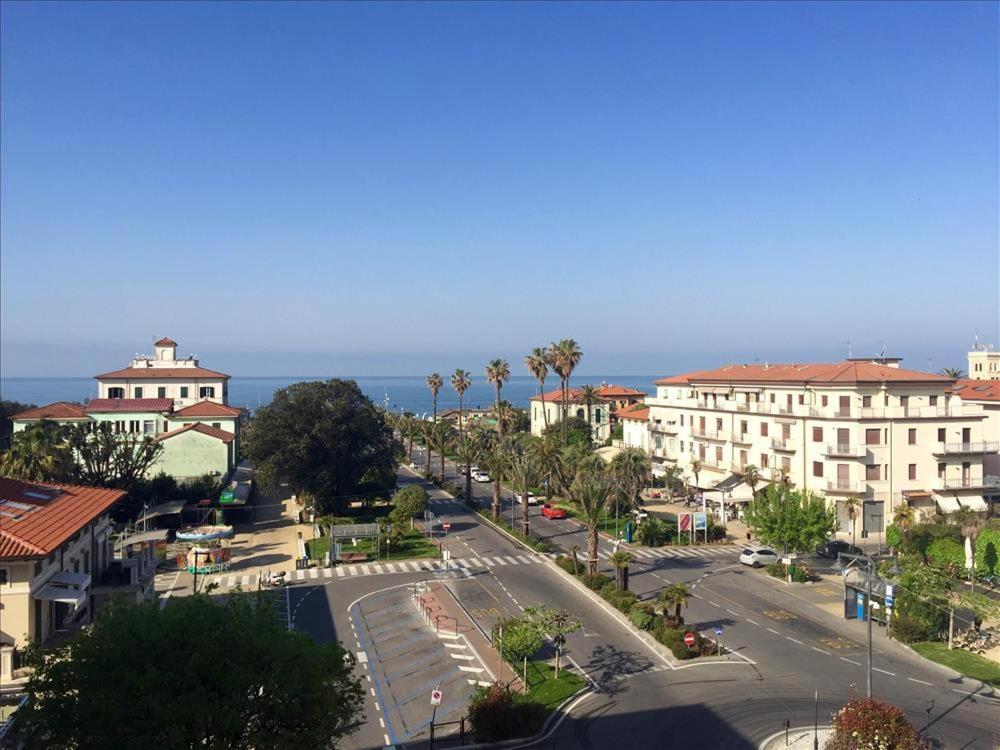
[621,418,649,452]
[530,400,613,442]
[97,378,226,407]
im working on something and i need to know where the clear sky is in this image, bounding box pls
[1,1,997,378]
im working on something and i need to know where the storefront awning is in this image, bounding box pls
[33,571,91,607]
[935,496,962,514]
[959,496,988,512]
[697,387,730,395]
[734,387,763,394]
[134,499,186,523]
[118,528,169,546]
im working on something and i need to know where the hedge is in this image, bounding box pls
[927,537,964,569]
[765,562,811,583]
[976,528,1000,575]
[581,572,611,591]
[629,605,656,631]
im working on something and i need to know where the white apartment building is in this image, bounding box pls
[952,379,1000,515]
[530,384,646,443]
[617,403,650,452]
[644,360,995,534]
[95,337,230,407]
[968,343,1000,381]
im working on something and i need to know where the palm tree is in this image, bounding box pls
[657,583,691,626]
[527,435,566,498]
[891,502,915,551]
[568,543,582,575]
[741,464,761,497]
[478,433,511,522]
[508,450,539,539]
[569,474,610,574]
[953,506,986,590]
[609,448,651,537]
[524,347,550,431]
[844,496,862,548]
[426,373,443,421]
[690,457,702,490]
[398,413,418,459]
[451,369,472,436]
[577,384,601,443]
[420,420,434,474]
[429,421,453,481]
[547,339,583,446]
[453,434,480,504]
[938,367,967,380]
[0,422,73,482]
[490,400,517,435]
[485,359,511,434]
[610,550,633,591]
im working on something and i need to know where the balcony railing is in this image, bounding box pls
[650,422,677,435]
[933,442,1000,455]
[771,438,796,452]
[826,479,864,494]
[935,475,1000,490]
[691,428,729,441]
[824,443,864,457]
[697,457,727,472]
[732,432,752,444]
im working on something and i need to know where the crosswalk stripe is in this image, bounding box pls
[632,548,656,559]
[309,568,319,579]
[503,556,520,564]
[494,557,509,565]
[468,558,482,567]
[347,565,359,576]
[515,555,532,564]
[336,566,345,577]
[384,563,397,573]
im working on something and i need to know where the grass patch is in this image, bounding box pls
[306,528,439,562]
[522,659,586,710]
[911,642,1000,687]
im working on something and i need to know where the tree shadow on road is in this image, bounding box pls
[577,643,655,696]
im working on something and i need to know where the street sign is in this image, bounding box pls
[715,626,724,636]
[683,632,697,649]
[430,689,442,706]
[781,557,791,565]
[442,523,451,531]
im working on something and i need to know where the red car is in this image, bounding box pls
[541,503,567,519]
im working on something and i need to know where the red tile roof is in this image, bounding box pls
[529,385,647,403]
[155,337,178,347]
[95,366,229,380]
[0,478,126,560]
[951,379,1000,402]
[171,400,242,418]
[10,402,89,421]
[84,398,174,414]
[613,404,650,421]
[654,362,951,387]
[154,422,235,444]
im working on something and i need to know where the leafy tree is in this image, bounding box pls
[576,385,601,438]
[843,495,862,548]
[243,380,395,515]
[428,421,455,481]
[490,400,518,435]
[524,348,550,431]
[825,696,927,750]
[743,484,837,554]
[690,457,702,489]
[64,423,164,495]
[542,415,592,447]
[425,373,443,471]
[527,435,566,496]
[740,464,761,496]
[937,367,966,380]
[508,449,539,538]
[393,484,429,518]
[492,617,543,691]
[568,474,610,574]
[478,432,510,521]
[452,433,481,504]
[975,527,1000,576]
[14,595,364,749]
[609,448,651,520]
[0,421,74,482]
[952,507,986,586]
[523,605,582,678]
[0,400,36,449]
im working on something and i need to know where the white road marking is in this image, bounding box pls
[379,718,385,728]
[746,618,760,625]
[811,647,831,655]
[309,568,319,579]
[336,567,345,577]
[786,637,803,645]
[767,628,780,635]
[840,657,861,666]
[450,653,475,661]
[458,665,485,672]
[356,651,368,663]
[707,601,721,608]
[726,609,740,616]
[872,668,895,676]
[907,677,932,686]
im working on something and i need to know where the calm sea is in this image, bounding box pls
[0,375,658,415]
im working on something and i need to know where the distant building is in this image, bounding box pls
[951,379,1000,515]
[968,343,1000,381]
[615,403,650,452]
[529,384,646,443]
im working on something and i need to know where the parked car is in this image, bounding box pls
[514,492,540,505]
[541,503,568,519]
[816,540,864,559]
[739,545,780,568]
[472,471,491,483]
[469,465,480,474]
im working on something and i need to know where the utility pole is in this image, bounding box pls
[866,566,873,698]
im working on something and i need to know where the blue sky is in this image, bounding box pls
[2,1,997,378]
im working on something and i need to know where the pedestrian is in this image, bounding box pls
[746,531,751,542]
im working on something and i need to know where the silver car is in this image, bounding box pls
[739,545,779,568]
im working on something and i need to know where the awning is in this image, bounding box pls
[713,473,744,493]
[50,571,91,588]
[901,489,931,499]
[935,496,962,513]
[959,496,988,512]
[651,465,667,477]
[118,528,169,546]
[705,482,755,502]
[33,585,87,607]
[697,387,730,395]
[134,499,186,523]
[734,387,763,394]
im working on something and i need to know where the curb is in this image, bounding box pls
[894,641,999,697]
[757,725,833,750]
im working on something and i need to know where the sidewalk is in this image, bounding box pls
[641,493,749,544]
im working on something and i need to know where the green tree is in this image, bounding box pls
[891,503,915,550]
[485,359,511,434]
[741,464,761,497]
[844,495,862,548]
[508,448,539,538]
[743,484,837,554]
[490,400,517,435]
[452,433,481,504]
[14,595,363,749]
[636,516,670,547]
[425,373,443,472]
[478,433,510,522]
[576,385,601,440]
[569,474,610,574]
[542,415,592,447]
[658,582,690,626]
[451,369,472,436]
[393,484,429,518]
[610,550,633,591]
[568,543,582,575]
[547,339,583,446]
[492,616,543,692]
[952,506,986,588]
[64,423,164,495]
[524,348,550,431]
[398,413,419,459]
[527,435,566,498]
[0,421,75,482]
[690,457,702,490]
[243,380,395,515]
[937,367,966,380]
[523,605,582,678]
[428,421,454,481]
[609,448,651,527]
[0,400,36,450]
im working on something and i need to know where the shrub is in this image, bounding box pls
[927,537,964,569]
[441,480,462,497]
[975,527,1000,576]
[629,606,655,631]
[765,563,785,579]
[393,484,429,517]
[653,625,701,660]
[886,523,902,551]
[599,582,618,600]
[891,613,934,644]
[635,517,670,547]
[554,556,578,575]
[468,682,525,742]
[825,697,927,750]
[581,573,611,591]
[533,541,552,554]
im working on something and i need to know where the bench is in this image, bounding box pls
[339,552,369,563]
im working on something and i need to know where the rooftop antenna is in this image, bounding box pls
[877,341,886,361]
[842,340,853,359]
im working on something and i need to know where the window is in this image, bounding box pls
[134,387,143,398]
[180,386,189,398]
[769,393,775,403]
[813,461,823,477]
[162,420,168,432]
[866,464,880,481]
[108,387,124,399]
[929,395,938,406]
[760,423,769,437]
[908,428,916,445]
[937,428,945,442]
[900,395,909,408]
[594,409,602,424]
[812,427,823,443]
[143,420,155,434]
[938,462,946,478]
[0,569,7,585]
[740,450,748,464]
[760,454,769,468]
[699,416,706,430]
[200,386,216,399]
[157,387,166,398]
[865,428,880,445]
[715,418,723,431]
[715,446,723,462]
[129,420,140,433]
[821,395,828,407]
[212,422,221,429]
[798,395,804,405]
[680,415,685,427]
[740,420,748,435]
[908,464,917,480]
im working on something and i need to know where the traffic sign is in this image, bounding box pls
[442,523,451,531]
[715,626,724,636]
[430,689,442,706]
[683,632,697,649]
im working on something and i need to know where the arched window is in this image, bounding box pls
[595,408,602,424]
[576,408,585,420]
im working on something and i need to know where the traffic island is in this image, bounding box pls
[759,725,833,750]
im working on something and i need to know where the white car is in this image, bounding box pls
[739,545,780,568]
[514,492,540,505]
[472,471,491,483]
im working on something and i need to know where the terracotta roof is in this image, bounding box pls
[613,404,650,421]
[0,478,126,560]
[154,422,235,444]
[95,366,229,380]
[529,385,647,403]
[10,402,89,421]
[155,337,178,347]
[171,400,242,417]
[654,362,952,387]
[951,379,1000,402]
[84,398,174,414]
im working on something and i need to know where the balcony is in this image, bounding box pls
[697,457,728,472]
[650,422,677,435]
[771,438,796,452]
[691,427,729,441]
[826,479,865,495]
[732,432,752,444]
[933,442,1000,455]
[935,475,1000,491]
[824,443,865,457]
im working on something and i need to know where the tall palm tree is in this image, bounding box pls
[548,339,583,446]
[577,385,601,443]
[420,421,434,474]
[690,457,702,490]
[938,367,967,380]
[524,347,550,431]
[398,413,417,459]
[610,448,651,514]
[953,506,986,590]
[891,502,915,551]
[843,496,862,548]
[658,582,691,626]
[480,436,511,522]
[508,450,539,539]
[451,369,472,436]
[741,464,761,497]
[429,422,453,480]
[491,400,517,435]
[426,373,443,422]
[452,434,480,504]
[527,435,566,498]
[610,550,633,591]
[485,359,511,434]
[569,474,610,574]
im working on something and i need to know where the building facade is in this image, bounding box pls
[968,343,1000,381]
[529,384,646,443]
[616,403,650,453]
[643,360,994,533]
[951,379,1000,515]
